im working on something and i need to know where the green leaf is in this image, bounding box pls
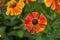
[16,30,24,38]
[0,27,6,36]
[7,31,16,36]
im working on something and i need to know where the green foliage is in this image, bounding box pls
[0,0,60,40]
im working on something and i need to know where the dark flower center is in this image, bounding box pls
[32,19,38,25]
[11,3,17,8]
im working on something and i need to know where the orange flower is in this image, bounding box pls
[44,0,60,13]
[26,0,36,3]
[0,0,4,7]
[24,12,47,34]
[6,0,25,16]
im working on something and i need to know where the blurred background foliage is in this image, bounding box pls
[0,0,60,40]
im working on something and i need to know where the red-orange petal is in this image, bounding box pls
[36,25,41,33]
[31,28,35,34]
[39,14,47,25]
[56,6,60,13]
[14,7,20,13]
[24,19,30,27]
[57,0,60,5]
[51,1,57,10]
[32,12,38,18]
[26,14,33,21]
[13,10,16,16]
[40,24,45,28]
[24,19,33,32]
[36,25,45,33]
[27,26,32,32]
